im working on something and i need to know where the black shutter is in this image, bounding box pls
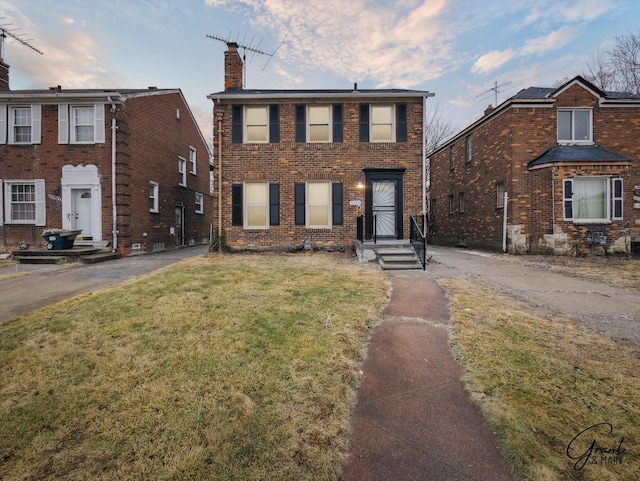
[332,183,343,225]
[359,104,369,142]
[269,105,280,143]
[396,103,407,142]
[295,183,305,225]
[333,104,343,142]
[232,105,243,144]
[269,183,280,226]
[231,184,243,226]
[295,105,306,142]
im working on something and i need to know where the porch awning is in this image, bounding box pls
[528,145,629,168]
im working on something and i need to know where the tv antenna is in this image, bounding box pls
[0,19,44,59]
[206,32,283,86]
[476,80,520,107]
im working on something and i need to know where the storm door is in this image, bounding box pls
[363,168,405,240]
[71,188,93,238]
[372,181,396,237]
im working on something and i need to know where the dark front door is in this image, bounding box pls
[175,205,185,246]
[364,168,405,240]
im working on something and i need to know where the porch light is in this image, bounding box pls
[356,181,364,190]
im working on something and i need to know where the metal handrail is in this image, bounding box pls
[410,214,427,270]
[373,214,377,244]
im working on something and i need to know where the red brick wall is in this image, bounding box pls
[212,98,425,251]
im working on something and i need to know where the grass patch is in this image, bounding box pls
[0,253,387,480]
[443,276,640,481]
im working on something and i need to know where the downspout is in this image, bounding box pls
[422,96,427,221]
[502,191,509,252]
[217,107,223,252]
[108,96,118,251]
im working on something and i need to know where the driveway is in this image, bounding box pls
[0,245,209,324]
[417,245,640,346]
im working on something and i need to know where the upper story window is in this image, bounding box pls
[195,192,204,214]
[245,106,268,142]
[3,179,46,225]
[308,105,331,142]
[149,181,159,213]
[178,158,186,186]
[466,136,473,163]
[296,104,343,143]
[0,104,42,144]
[450,146,455,170]
[58,104,106,144]
[359,103,407,143]
[189,147,197,174]
[558,109,592,143]
[232,104,279,144]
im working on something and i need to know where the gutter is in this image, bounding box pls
[216,106,223,252]
[208,91,435,102]
[108,96,118,251]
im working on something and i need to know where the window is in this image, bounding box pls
[195,192,204,214]
[448,194,454,214]
[466,136,472,163]
[12,107,31,143]
[563,177,622,223]
[295,182,343,228]
[73,106,96,143]
[450,146,455,170]
[178,158,186,186]
[245,106,268,143]
[189,147,197,174]
[149,182,159,213]
[3,179,46,225]
[496,182,505,208]
[1,105,41,144]
[558,109,592,143]
[371,105,393,142]
[308,105,331,142]
[58,104,105,144]
[458,192,465,213]
[231,182,280,228]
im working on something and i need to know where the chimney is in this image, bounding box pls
[224,42,243,90]
[0,59,10,91]
[484,104,494,116]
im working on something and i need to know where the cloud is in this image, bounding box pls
[471,49,516,74]
[524,0,616,25]
[520,26,576,56]
[205,0,457,88]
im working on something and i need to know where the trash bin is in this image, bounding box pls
[42,230,82,250]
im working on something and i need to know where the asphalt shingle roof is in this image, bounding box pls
[528,145,630,167]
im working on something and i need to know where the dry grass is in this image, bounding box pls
[442,276,640,481]
[0,253,388,480]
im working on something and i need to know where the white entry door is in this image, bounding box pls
[71,188,93,238]
[372,181,396,237]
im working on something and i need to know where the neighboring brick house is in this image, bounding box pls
[208,43,434,251]
[0,58,212,255]
[428,76,640,255]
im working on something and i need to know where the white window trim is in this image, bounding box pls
[557,108,593,145]
[64,104,106,144]
[563,176,614,223]
[149,181,159,213]
[306,181,332,229]
[178,158,186,187]
[195,192,204,214]
[244,105,269,143]
[3,179,46,225]
[244,181,269,229]
[370,104,395,143]
[307,105,332,143]
[466,136,472,163]
[189,147,197,174]
[8,105,41,145]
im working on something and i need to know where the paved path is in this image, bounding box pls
[0,245,209,323]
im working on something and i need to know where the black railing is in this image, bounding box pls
[373,214,377,244]
[410,214,427,270]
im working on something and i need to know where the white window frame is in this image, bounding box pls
[189,147,197,174]
[458,192,465,213]
[244,182,269,229]
[178,158,186,186]
[4,105,41,145]
[59,104,105,144]
[149,181,159,213]
[466,135,472,163]
[370,104,395,142]
[195,192,204,214]
[557,109,592,144]
[3,179,46,225]
[306,181,332,229]
[244,105,268,143]
[563,176,617,223]
[496,182,505,208]
[307,105,332,142]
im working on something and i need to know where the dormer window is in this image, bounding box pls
[558,109,592,143]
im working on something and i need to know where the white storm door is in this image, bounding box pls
[71,188,93,237]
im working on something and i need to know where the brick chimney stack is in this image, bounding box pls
[0,59,10,91]
[224,42,243,90]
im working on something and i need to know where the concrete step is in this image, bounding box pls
[379,259,423,270]
[80,252,121,264]
[13,255,67,265]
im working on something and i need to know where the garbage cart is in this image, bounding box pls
[42,230,82,250]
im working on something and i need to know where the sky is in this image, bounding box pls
[0,0,638,147]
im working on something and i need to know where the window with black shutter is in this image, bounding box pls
[270,183,280,225]
[333,104,343,143]
[231,184,243,225]
[269,105,280,143]
[359,104,369,142]
[295,105,306,142]
[396,103,407,142]
[295,183,306,225]
[332,183,343,225]
[231,105,242,144]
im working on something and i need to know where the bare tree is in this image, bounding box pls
[424,102,456,155]
[583,50,617,91]
[582,31,640,94]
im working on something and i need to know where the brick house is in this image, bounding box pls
[428,76,640,255]
[208,43,434,251]
[0,58,212,255]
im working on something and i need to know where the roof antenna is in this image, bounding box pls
[0,19,44,59]
[206,32,281,87]
[476,80,519,107]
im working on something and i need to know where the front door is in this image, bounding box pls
[71,188,93,238]
[175,206,185,246]
[372,181,396,237]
